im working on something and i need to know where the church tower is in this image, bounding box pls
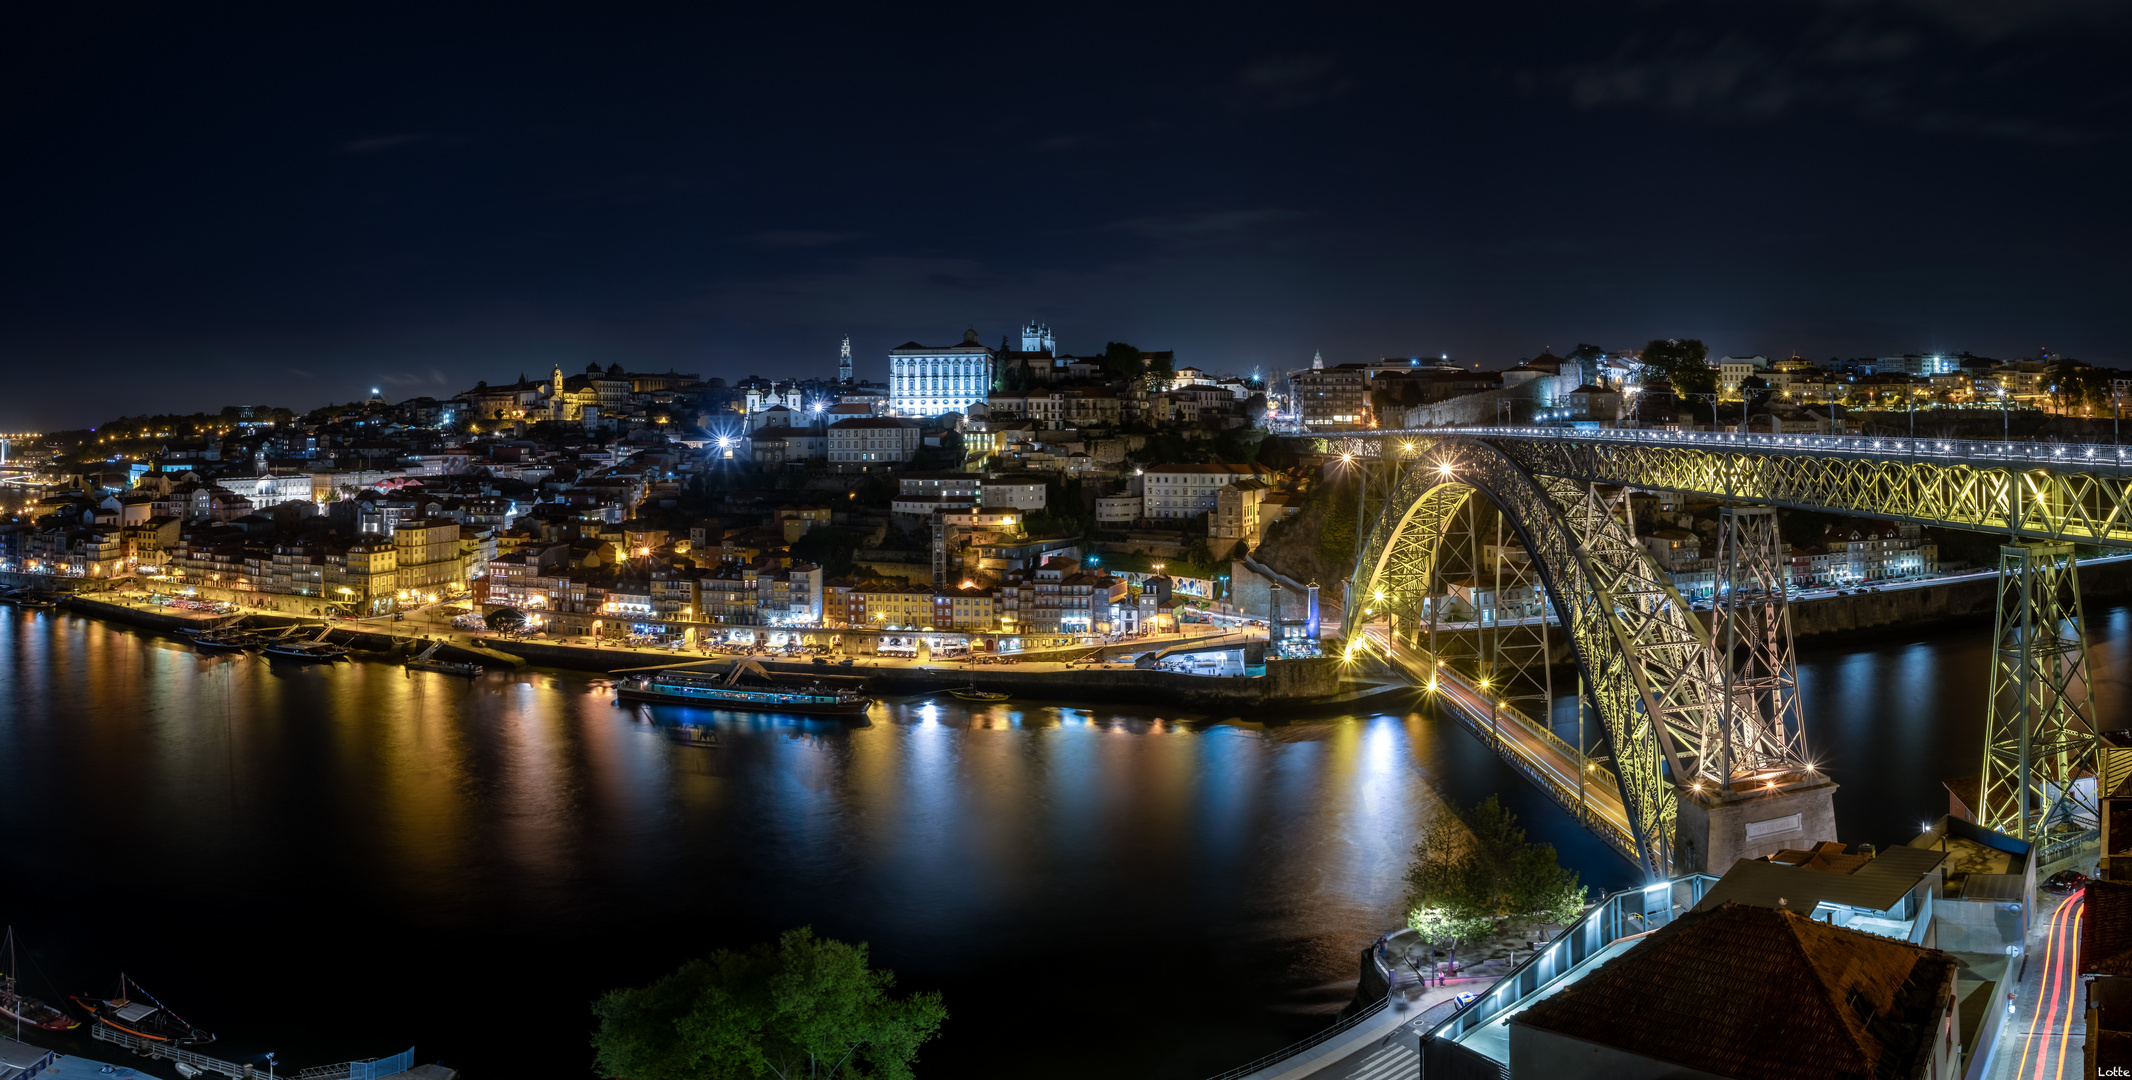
[838,335,853,384]
[1311,350,1323,370]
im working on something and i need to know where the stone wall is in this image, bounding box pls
[482,641,1349,707]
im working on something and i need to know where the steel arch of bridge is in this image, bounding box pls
[1346,440,1808,878]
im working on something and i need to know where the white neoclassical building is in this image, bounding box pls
[889,329,996,416]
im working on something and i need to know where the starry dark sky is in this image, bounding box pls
[4,2,2128,428]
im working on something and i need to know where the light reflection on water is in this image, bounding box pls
[3,603,2089,1077]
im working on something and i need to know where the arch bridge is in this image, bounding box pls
[1334,427,2117,878]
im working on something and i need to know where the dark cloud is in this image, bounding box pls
[1545,3,2120,145]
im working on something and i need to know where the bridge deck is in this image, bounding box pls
[1370,424,2132,473]
[1371,636,1637,862]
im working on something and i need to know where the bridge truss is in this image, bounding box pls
[1345,440,1815,877]
[1337,427,2113,863]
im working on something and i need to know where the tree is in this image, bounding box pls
[1639,338,1715,397]
[1401,797,1587,962]
[1101,341,1144,381]
[591,928,947,1080]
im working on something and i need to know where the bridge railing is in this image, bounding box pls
[1423,874,1722,1065]
[1364,424,2132,473]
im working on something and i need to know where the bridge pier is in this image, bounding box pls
[1673,777,1840,873]
[1979,541,2100,840]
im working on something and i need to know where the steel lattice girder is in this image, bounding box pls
[1979,542,2100,839]
[1491,439,2132,548]
[1346,440,1807,877]
[1713,507,1809,776]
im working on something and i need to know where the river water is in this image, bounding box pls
[0,604,2124,1078]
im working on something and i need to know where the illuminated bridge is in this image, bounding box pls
[1329,425,2110,878]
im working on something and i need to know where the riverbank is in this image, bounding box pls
[481,636,1364,708]
[1784,554,2132,639]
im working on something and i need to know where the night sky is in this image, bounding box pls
[4,2,2128,428]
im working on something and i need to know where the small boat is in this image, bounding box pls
[407,658,482,676]
[946,686,1010,703]
[17,595,59,610]
[263,641,345,662]
[617,658,872,717]
[190,628,258,652]
[0,928,77,1032]
[406,641,481,677]
[72,974,212,1045]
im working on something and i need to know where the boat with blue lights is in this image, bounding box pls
[617,659,872,717]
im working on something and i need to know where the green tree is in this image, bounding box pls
[1639,338,1715,396]
[1401,797,1586,959]
[591,928,947,1080]
[1101,341,1144,381]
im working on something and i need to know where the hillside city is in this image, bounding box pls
[0,328,2114,652]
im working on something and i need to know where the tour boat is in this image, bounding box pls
[946,686,1010,703]
[72,974,212,1045]
[0,928,77,1032]
[617,659,872,717]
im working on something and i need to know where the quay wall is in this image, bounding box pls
[481,639,1346,708]
[1784,558,2132,639]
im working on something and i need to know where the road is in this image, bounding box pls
[1992,888,2086,1080]
[1362,632,1636,860]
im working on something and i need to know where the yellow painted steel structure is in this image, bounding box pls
[1344,439,1813,877]
[1340,427,2119,867]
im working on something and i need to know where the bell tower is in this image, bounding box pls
[838,335,853,384]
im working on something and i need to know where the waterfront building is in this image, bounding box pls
[394,517,466,597]
[889,329,996,416]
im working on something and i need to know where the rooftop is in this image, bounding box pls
[1512,902,1956,1080]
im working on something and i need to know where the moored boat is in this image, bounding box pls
[406,641,481,676]
[407,658,482,676]
[0,928,77,1032]
[617,659,871,717]
[71,974,212,1045]
[189,628,258,652]
[263,641,345,662]
[946,686,1010,702]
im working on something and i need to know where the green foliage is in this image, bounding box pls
[591,928,947,1080]
[1401,796,1587,947]
[1639,338,1716,397]
[1101,341,1144,381]
[792,527,865,577]
[1144,352,1174,380]
[1314,474,1358,569]
[1019,478,1092,539]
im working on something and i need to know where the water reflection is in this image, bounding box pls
[2,605,2064,1078]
